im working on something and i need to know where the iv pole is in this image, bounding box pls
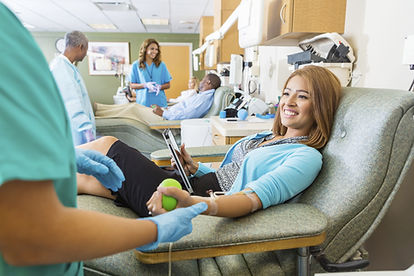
[192,4,241,64]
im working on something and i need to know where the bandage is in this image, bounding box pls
[206,190,220,216]
[242,190,261,213]
[207,197,218,216]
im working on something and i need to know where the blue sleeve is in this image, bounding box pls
[247,148,322,209]
[50,65,93,134]
[162,95,210,120]
[130,62,144,84]
[193,162,216,178]
[160,62,172,84]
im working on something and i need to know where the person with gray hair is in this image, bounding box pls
[50,30,96,146]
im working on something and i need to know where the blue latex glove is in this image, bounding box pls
[75,148,125,192]
[137,202,208,251]
[144,82,157,92]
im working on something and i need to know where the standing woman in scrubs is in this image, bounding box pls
[128,38,172,107]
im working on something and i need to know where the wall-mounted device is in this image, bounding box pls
[238,0,264,48]
[229,54,243,89]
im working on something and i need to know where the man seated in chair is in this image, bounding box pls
[95,74,221,125]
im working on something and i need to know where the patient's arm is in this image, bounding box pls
[147,187,262,218]
[126,90,136,102]
[152,105,164,116]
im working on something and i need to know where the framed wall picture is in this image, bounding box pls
[88,42,130,75]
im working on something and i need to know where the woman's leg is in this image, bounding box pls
[76,136,119,198]
[77,135,118,155]
[77,173,115,199]
[107,140,179,216]
[78,136,180,216]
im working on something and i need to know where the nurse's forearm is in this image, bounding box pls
[161,82,170,90]
[0,180,157,266]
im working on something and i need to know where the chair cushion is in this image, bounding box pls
[96,117,170,159]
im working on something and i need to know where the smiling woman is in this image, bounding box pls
[77,65,342,219]
[273,65,342,150]
[128,38,172,107]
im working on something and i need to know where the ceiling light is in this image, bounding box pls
[94,2,134,11]
[179,20,196,25]
[89,23,117,30]
[141,18,169,26]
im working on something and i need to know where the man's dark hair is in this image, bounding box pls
[206,73,221,89]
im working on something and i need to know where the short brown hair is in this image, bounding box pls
[138,38,161,68]
[273,65,341,149]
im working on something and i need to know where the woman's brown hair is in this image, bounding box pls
[138,38,161,69]
[273,65,341,149]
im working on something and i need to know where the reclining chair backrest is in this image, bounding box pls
[203,86,234,118]
[299,87,414,263]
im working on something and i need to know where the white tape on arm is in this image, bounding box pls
[242,189,261,213]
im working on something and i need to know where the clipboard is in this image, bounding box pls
[162,129,194,194]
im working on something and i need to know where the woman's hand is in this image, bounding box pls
[170,144,198,176]
[146,186,196,216]
[126,90,136,102]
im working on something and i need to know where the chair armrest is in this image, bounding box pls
[148,120,182,129]
[135,203,327,264]
[151,145,232,166]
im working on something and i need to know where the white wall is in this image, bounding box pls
[258,45,299,104]
[257,0,414,103]
[344,0,414,89]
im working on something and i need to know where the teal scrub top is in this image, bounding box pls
[0,3,82,276]
[130,60,172,107]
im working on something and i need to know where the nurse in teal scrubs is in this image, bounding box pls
[129,38,172,107]
[0,4,206,275]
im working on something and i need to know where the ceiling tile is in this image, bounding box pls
[2,0,216,33]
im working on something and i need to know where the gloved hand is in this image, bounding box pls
[153,84,161,95]
[144,82,158,92]
[136,202,207,251]
[75,148,125,192]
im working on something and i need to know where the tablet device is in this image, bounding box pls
[162,129,194,194]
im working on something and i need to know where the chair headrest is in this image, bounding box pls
[203,86,234,118]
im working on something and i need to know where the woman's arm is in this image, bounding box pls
[147,187,262,218]
[160,82,170,90]
[126,89,136,102]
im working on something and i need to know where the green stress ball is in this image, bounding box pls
[160,178,182,211]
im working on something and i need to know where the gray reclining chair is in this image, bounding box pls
[79,87,414,275]
[95,86,234,158]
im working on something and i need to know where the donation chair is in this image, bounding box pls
[95,86,234,158]
[79,87,414,276]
